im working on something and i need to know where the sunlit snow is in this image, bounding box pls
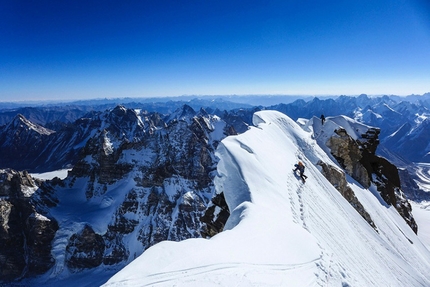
[31,169,72,180]
[103,111,430,287]
[412,201,430,250]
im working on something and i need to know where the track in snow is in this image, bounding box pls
[107,260,322,287]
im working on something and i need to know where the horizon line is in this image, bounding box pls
[1,92,429,105]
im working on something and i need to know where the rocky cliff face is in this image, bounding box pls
[317,161,377,231]
[66,225,105,271]
[326,127,372,188]
[200,191,230,238]
[0,105,238,284]
[0,169,58,281]
[323,119,417,233]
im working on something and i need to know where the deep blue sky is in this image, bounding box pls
[1,0,430,101]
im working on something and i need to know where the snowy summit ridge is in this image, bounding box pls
[104,110,430,286]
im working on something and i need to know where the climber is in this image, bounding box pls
[293,161,307,182]
[320,114,325,125]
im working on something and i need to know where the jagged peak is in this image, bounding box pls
[197,107,209,117]
[357,93,370,101]
[111,104,128,114]
[97,105,148,137]
[6,113,54,135]
[166,104,197,124]
[109,105,139,120]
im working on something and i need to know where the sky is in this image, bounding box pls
[1,0,430,102]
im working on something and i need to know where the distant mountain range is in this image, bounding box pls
[1,94,430,285]
[1,94,430,169]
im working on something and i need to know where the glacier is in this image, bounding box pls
[103,110,430,286]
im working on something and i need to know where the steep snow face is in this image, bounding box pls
[412,200,430,250]
[104,110,430,287]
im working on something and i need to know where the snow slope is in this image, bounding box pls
[103,110,430,286]
[31,169,72,180]
[411,201,430,251]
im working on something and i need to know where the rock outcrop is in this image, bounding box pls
[0,169,58,282]
[326,127,371,188]
[325,123,417,233]
[317,161,377,231]
[66,225,105,271]
[200,191,230,238]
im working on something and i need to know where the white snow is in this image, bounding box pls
[134,109,143,124]
[415,113,428,124]
[103,111,430,287]
[19,116,55,135]
[208,115,227,142]
[31,169,72,180]
[328,115,374,140]
[33,212,50,221]
[411,201,430,251]
[103,133,114,155]
[20,185,39,197]
[182,191,196,206]
[35,173,139,282]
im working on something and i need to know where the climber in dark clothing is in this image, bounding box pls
[293,161,307,182]
[320,114,325,125]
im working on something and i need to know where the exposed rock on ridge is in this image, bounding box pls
[200,191,230,238]
[323,119,417,233]
[326,127,371,188]
[317,161,377,231]
[0,169,58,282]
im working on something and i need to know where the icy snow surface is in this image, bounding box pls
[412,201,430,251]
[103,110,430,287]
[31,169,72,180]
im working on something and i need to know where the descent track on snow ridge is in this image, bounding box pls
[105,260,322,287]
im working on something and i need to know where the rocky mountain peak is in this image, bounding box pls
[5,105,229,283]
[6,114,54,136]
[110,105,140,125]
[166,104,197,124]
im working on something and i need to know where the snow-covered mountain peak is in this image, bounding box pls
[104,110,430,286]
[166,104,197,124]
[7,113,55,136]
